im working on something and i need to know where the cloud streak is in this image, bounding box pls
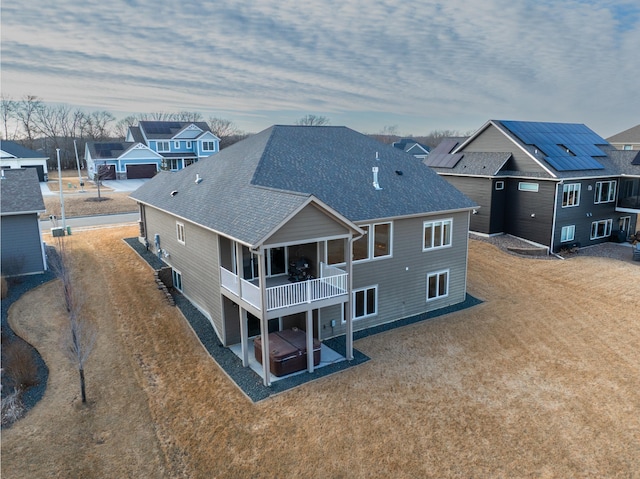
[1,0,638,136]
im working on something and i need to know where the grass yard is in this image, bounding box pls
[2,227,639,478]
[42,193,137,219]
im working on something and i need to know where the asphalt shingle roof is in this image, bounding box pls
[1,168,45,214]
[606,124,640,144]
[1,141,46,159]
[131,126,476,246]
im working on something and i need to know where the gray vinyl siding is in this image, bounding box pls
[264,203,349,246]
[0,214,45,276]
[326,212,469,336]
[504,179,556,246]
[143,207,224,341]
[464,124,548,174]
[441,176,496,234]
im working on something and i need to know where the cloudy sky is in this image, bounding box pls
[2,0,639,137]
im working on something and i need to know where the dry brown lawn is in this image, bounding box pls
[42,193,137,220]
[2,227,639,478]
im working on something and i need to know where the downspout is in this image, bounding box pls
[346,231,364,361]
[550,182,560,254]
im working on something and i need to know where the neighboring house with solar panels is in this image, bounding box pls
[607,124,640,151]
[85,121,220,180]
[1,140,49,182]
[1,168,48,276]
[130,125,476,386]
[425,120,640,253]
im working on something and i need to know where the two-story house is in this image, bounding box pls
[607,124,640,151]
[425,120,640,253]
[85,121,220,180]
[130,125,476,385]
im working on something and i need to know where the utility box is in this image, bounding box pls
[51,227,65,237]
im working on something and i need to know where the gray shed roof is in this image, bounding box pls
[1,140,47,159]
[131,126,476,246]
[1,168,46,214]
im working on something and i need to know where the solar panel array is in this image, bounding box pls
[501,121,606,171]
[423,138,464,168]
[140,121,184,135]
[93,143,125,158]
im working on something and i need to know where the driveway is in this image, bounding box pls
[101,179,149,192]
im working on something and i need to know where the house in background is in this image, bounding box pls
[607,124,640,151]
[131,125,476,386]
[425,120,640,253]
[392,138,431,160]
[1,140,49,182]
[85,121,220,180]
[1,168,47,276]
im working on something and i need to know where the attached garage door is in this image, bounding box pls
[23,165,46,182]
[126,164,157,179]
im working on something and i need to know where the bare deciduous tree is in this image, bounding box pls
[50,237,97,404]
[207,116,247,148]
[295,114,330,126]
[1,96,18,140]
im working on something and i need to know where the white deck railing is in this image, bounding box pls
[220,264,347,312]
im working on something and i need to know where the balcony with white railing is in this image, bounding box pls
[220,262,348,312]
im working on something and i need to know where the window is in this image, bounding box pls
[353,286,377,319]
[353,226,369,261]
[619,216,631,233]
[590,219,612,239]
[326,238,345,265]
[161,158,180,171]
[623,145,632,150]
[202,141,216,151]
[157,141,170,152]
[423,219,452,251]
[174,141,180,149]
[427,270,448,301]
[594,181,616,203]
[495,181,504,190]
[186,141,192,149]
[176,222,185,244]
[184,158,197,167]
[518,182,539,192]
[561,225,575,242]
[352,222,392,261]
[562,183,581,207]
[172,269,183,292]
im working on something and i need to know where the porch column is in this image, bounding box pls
[235,242,243,296]
[239,307,249,367]
[306,310,314,373]
[346,237,355,360]
[256,248,271,387]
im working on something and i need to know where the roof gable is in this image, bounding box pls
[0,168,46,214]
[607,124,640,144]
[1,141,47,159]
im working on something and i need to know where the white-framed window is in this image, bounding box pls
[174,141,180,149]
[162,158,180,171]
[423,219,452,251]
[560,225,575,242]
[353,222,392,262]
[594,180,616,204]
[590,219,613,239]
[202,141,216,151]
[619,216,631,233]
[157,141,170,152]
[426,270,449,301]
[562,183,581,207]
[184,158,197,167]
[186,141,192,149]
[353,285,377,319]
[176,222,185,244]
[326,238,345,265]
[518,182,539,192]
[172,269,183,292]
[623,145,632,150]
[495,181,504,190]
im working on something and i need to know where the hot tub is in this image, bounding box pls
[254,328,321,377]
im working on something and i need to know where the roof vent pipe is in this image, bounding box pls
[195,173,203,184]
[372,167,382,190]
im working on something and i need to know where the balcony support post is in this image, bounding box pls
[306,310,314,373]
